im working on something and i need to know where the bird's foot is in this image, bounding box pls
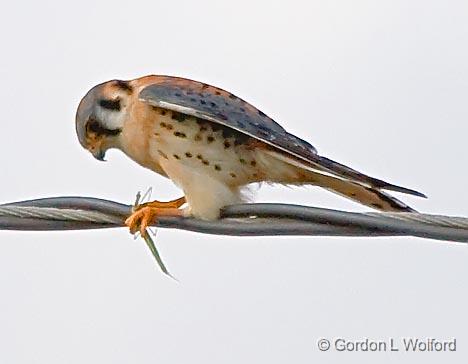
[125,197,186,236]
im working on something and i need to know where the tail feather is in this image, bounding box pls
[260,149,420,212]
[309,172,416,212]
[312,156,427,198]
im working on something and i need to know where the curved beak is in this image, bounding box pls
[91,148,106,161]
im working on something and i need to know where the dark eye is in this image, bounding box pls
[99,98,121,111]
[86,118,122,136]
[87,120,101,133]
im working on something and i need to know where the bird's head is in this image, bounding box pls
[75,79,133,161]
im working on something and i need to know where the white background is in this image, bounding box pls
[0,0,467,363]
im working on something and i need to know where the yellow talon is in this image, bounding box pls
[125,197,186,236]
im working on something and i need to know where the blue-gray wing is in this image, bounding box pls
[138,77,425,197]
[138,78,318,160]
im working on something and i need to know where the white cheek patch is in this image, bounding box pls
[95,107,126,130]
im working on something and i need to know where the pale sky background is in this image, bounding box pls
[0,0,467,363]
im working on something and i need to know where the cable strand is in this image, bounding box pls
[0,197,466,242]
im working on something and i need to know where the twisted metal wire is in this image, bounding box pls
[0,196,467,243]
[0,206,120,224]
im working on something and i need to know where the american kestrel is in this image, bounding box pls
[75,75,425,235]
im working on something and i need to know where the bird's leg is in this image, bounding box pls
[139,196,186,209]
[125,196,186,236]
